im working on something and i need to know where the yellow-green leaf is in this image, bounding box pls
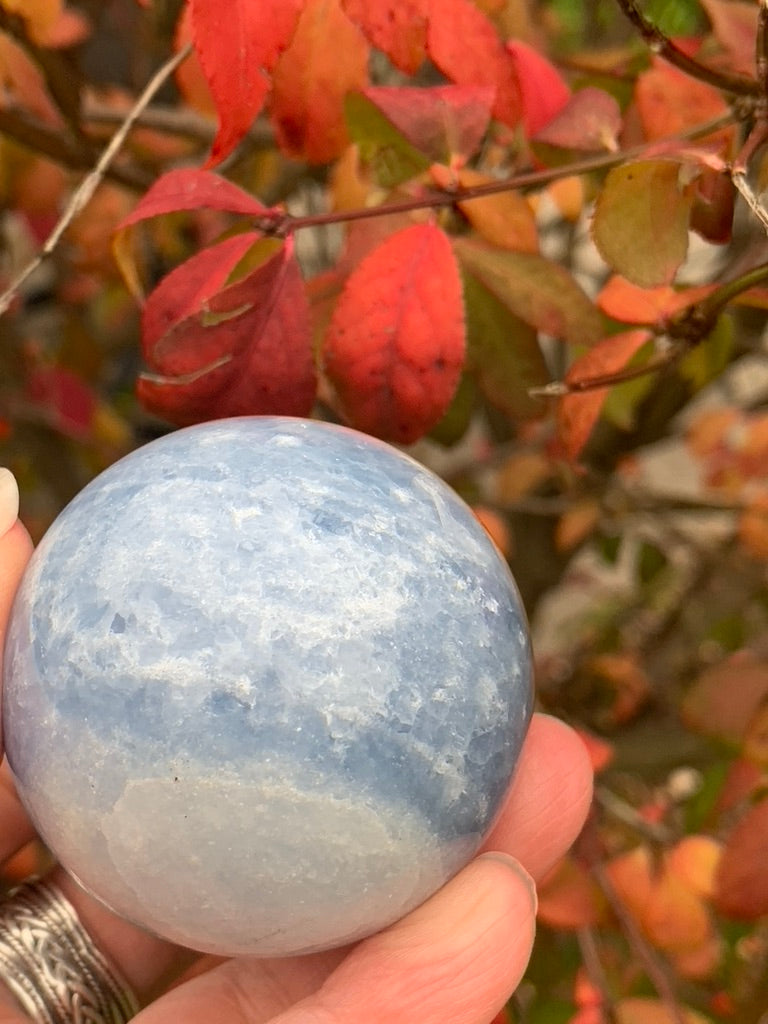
[592,160,695,287]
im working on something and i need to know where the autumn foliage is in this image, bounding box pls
[4,0,768,1021]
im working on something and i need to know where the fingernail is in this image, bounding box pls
[0,468,20,538]
[478,852,538,914]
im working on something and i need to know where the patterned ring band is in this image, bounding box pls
[0,878,139,1023]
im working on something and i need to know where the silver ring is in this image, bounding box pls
[0,878,139,1023]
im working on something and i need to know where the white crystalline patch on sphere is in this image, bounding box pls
[102,772,452,956]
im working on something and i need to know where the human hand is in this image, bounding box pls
[0,471,593,1024]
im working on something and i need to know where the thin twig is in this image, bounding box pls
[279,111,738,236]
[591,857,688,1024]
[594,785,675,844]
[615,0,760,97]
[530,346,682,398]
[576,925,618,1024]
[0,45,191,318]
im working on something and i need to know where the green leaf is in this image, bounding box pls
[601,337,655,430]
[646,0,705,35]
[638,540,668,584]
[679,313,734,389]
[592,160,695,287]
[429,372,476,445]
[455,238,603,346]
[462,270,549,420]
[345,93,431,187]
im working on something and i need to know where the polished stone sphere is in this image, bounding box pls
[3,417,533,957]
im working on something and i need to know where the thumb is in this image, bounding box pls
[0,469,34,754]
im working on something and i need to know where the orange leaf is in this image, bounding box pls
[1,0,61,45]
[666,836,722,899]
[0,30,60,124]
[188,0,303,166]
[537,856,604,929]
[426,0,521,127]
[557,329,652,460]
[341,0,428,73]
[671,934,722,981]
[635,59,733,151]
[271,0,369,164]
[555,499,601,552]
[597,276,715,325]
[605,846,654,922]
[644,870,712,953]
[322,223,465,443]
[715,797,768,919]
[615,997,713,1024]
[430,166,538,252]
[472,506,513,558]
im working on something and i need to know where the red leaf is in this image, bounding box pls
[715,797,768,919]
[118,169,271,228]
[138,240,317,426]
[426,0,521,128]
[506,39,570,136]
[322,223,465,443]
[341,0,428,73]
[558,330,652,460]
[271,0,369,164]
[533,87,622,153]
[690,169,734,244]
[24,366,96,439]
[141,233,261,365]
[188,0,303,165]
[357,84,495,162]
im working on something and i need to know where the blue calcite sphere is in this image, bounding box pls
[3,417,532,957]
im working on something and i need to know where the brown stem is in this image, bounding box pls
[576,926,618,1024]
[0,107,152,190]
[615,0,760,96]
[276,111,737,236]
[530,346,681,398]
[670,258,768,336]
[590,856,688,1024]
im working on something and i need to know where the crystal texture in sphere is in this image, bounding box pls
[3,417,533,957]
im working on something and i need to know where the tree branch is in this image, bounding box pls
[591,857,688,1024]
[82,101,274,150]
[0,45,191,318]
[615,0,760,97]
[0,106,153,191]
[269,111,737,236]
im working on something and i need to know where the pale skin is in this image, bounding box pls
[0,507,593,1024]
